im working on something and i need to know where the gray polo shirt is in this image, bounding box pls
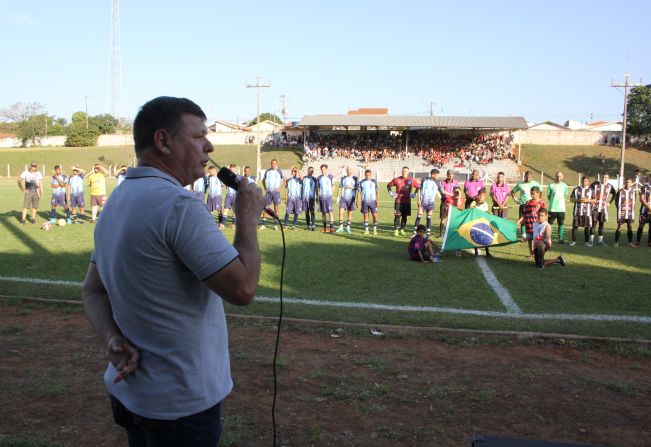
[92,166,239,419]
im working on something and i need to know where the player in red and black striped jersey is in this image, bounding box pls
[613,178,637,247]
[635,174,650,247]
[515,186,546,258]
[569,176,595,246]
[590,173,616,246]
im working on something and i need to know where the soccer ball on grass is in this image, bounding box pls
[57,218,67,227]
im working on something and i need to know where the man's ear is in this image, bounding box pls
[153,129,171,154]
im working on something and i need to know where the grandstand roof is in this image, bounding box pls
[299,115,527,130]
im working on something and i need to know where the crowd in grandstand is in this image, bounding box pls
[302,132,515,167]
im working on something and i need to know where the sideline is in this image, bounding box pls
[475,256,522,314]
[1,275,650,324]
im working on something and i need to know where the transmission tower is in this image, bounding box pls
[109,0,122,119]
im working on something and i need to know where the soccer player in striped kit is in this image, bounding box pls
[590,173,616,246]
[206,166,225,229]
[68,165,86,223]
[316,164,335,233]
[439,170,459,237]
[569,176,595,246]
[614,177,637,247]
[336,166,358,233]
[261,159,284,230]
[490,171,510,219]
[358,169,379,235]
[50,165,72,224]
[413,168,446,236]
[283,167,303,230]
[635,173,651,247]
[192,173,207,202]
[301,166,317,231]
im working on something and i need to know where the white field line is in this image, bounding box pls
[1,275,650,324]
[475,257,522,314]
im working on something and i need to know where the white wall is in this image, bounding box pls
[513,129,621,145]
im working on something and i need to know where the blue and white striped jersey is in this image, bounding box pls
[359,178,378,202]
[340,175,358,200]
[207,176,222,196]
[286,177,302,199]
[317,174,334,198]
[420,178,441,205]
[193,177,206,193]
[51,175,68,196]
[302,176,317,200]
[263,168,284,191]
[69,174,84,194]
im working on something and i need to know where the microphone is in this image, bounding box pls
[217,167,277,219]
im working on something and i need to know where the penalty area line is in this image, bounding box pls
[1,275,650,324]
[475,256,522,314]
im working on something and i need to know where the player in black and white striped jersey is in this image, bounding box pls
[590,173,617,246]
[635,173,650,247]
[569,176,595,247]
[613,178,637,248]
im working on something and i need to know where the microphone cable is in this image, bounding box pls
[271,219,285,446]
[210,159,285,446]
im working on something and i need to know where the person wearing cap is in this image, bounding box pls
[87,164,109,222]
[17,161,43,225]
[68,165,86,223]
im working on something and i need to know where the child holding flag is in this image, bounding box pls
[408,225,441,263]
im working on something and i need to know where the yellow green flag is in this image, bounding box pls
[442,207,518,251]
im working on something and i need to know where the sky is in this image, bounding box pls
[0,0,649,124]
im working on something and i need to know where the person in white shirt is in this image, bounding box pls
[17,161,43,225]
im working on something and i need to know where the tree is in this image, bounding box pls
[627,84,651,136]
[248,112,283,126]
[66,110,100,147]
[0,102,46,146]
[89,114,118,134]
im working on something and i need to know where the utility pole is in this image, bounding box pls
[611,74,642,186]
[280,94,288,126]
[422,101,436,116]
[246,76,271,179]
[84,96,89,129]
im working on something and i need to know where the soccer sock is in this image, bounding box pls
[323,221,327,230]
[310,211,316,227]
[401,216,407,229]
[346,220,351,229]
[627,229,633,243]
[394,215,401,230]
[585,227,590,242]
[65,208,70,219]
[558,225,565,240]
[262,217,267,226]
[599,221,605,236]
[364,221,369,230]
[413,214,422,231]
[338,220,343,228]
[521,225,526,237]
[305,212,311,227]
[589,232,594,242]
[572,226,577,242]
[330,221,334,230]
[426,217,432,231]
[284,213,289,226]
[615,229,621,243]
[637,227,643,243]
[648,227,651,244]
[293,214,298,226]
[598,235,603,243]
[50,209,56,219]
[220,215,226,225]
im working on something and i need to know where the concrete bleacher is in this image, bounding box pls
[307,155,521,183]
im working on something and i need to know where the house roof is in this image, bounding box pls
[347,108,389,115]
[299,115,527,130]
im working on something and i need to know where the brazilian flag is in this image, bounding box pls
[442,207,518,251]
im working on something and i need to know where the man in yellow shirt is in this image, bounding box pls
[87,164,108,222]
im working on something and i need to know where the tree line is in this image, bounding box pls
[0,102,131,147]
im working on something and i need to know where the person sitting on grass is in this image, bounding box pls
[516,186,546,258]
[470,187,492,258]
[532,208,566,269]
[408,224,441,263]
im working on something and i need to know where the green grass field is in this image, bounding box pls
[1,144,650,339]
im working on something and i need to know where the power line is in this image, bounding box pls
[109,0,121,119]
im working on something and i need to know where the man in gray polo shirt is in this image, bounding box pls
[82,97,266,447]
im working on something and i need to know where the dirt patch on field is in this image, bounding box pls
[0,302,650,446]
